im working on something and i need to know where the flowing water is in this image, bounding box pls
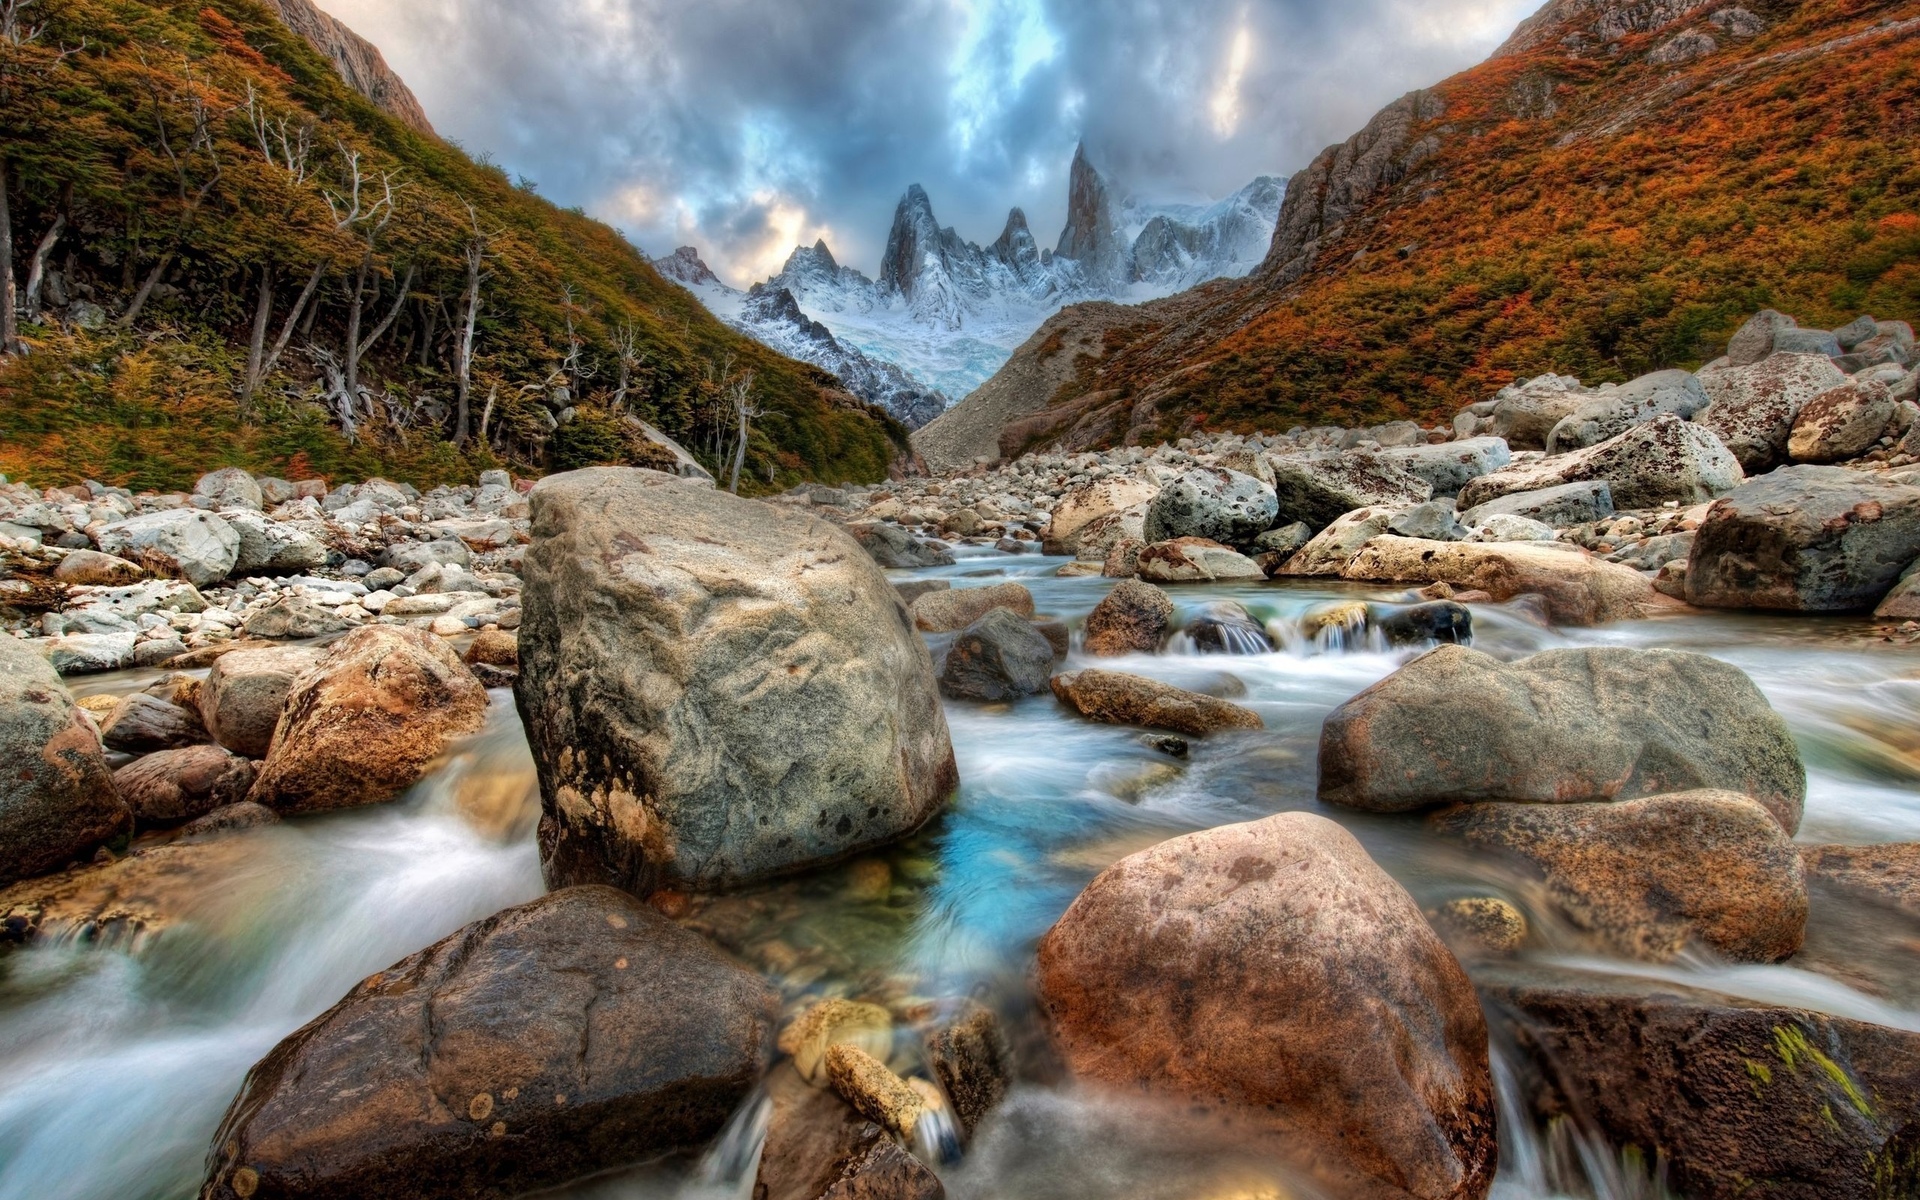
[4,548,1919,1200]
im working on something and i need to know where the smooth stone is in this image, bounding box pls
[113,745,254,826]
[1341,537,1656,626]
[1050,669,1263,738]
[1459,480,1614,529]
[1134,538,1265,583]
[938,608,1055,702]
[0,637,128,886]
[1082,579,1174,657]
[199,646,325,759]
[911,581,1035,633]
[100,693,206,754]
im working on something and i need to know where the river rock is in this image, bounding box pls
[1684,465,1920,611]
[1544,369,1710,453]
[753,1064,945,1200]
[0,637,128,886]
[1467,514,1558,542]
[247,626,488,813]
[199,646,325,759]
[1341,537,1656,625]
[1726,309,1800,366]
[1488,374,1591,449]
[939,608,1055,702]
[1035,812,1496,1200]
[1457,415,1742,512]
[96,509,240,586]
[927,1001,1010,1137]
[1268,452,1433,531]
[1372,600,1472,645]
[381,538,471,573]
[43,630,140,675]
[1481,964,1920,1200]
[825,1043,925,1139]
[463,630,517,668]
[114,745,254,826]
[1050,669,1263,738]
[1141,468,1277,546]
[1698,353,1850,472]
[516,469,957,895]
[222,509,329,574]
[1319,645,1806,831]
[100,692,206,754]
[1375,437,1512,495]
[53,550,146,586]
[1458,480,1613,529]
[201,886,776,1200]
[1277,506,1397,576]
[241,594,355,640]
[1072,504,1150,561]
[1082,579,1174,656]
[848,520,956,568]
[1389,501,1468,541]
[1786,379,1897,463]
[1045,476,1160,555]
[1431,791,1806,962]
[911,581,1035,633]
[1185,601,1274,654]
[194,468,263,511]
[1135,537,1265,583]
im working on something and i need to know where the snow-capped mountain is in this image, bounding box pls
[652,145,1284,425]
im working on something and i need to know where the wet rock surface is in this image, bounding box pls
[0,636,129,886]
[1050,669,1264,738]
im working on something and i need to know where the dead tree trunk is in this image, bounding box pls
[250,260,324,398]
[452,220,485,446]
[22,211,60,318]
[243,263,273,401]
[0,156,16,356]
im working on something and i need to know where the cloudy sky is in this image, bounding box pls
[328,0,1540,287]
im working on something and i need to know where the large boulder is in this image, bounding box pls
[1318,645,1806,831]
[1375,437,1512,496]
[910,581,1034,633]
[1134,537,1265,583]
[1697,353,1850,472]
[1430,791,1806,962]
[381,538,471,573]
[1082,579,1174,656]
[1341,537,1655,625]
[1457,415,1742,512]
[1050,669,1262,738]
[201,887,776,1200]
[0,637,129,886]
[516,469,957,895]
[938,608,1055,702]
[1725,308,1799,366]
[222,509,329,574]
[96,509,240,586]
[1544,369,1711,453]
[1044,476,1159,555]
[194,467,264,511]
[199,646,325,759]
[1786,379,1897,463]
[1488,374,1591,449]
[1684,466,1920,611]
[247,626,488,813]
[1036,812,1496,1200]
[1277,506,1397,577]
[113,745,254,827]
[1268,452,1433,531]
[1481,965,1920,1200]
[1458,480,1613,530]
[1141,468,1277,546]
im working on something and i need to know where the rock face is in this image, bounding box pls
[1543,369,1710,453]
[1319,646,1805,832]
[938,608,1055,702]
[199,646,325,759]
[114,745,254,827]
[1269,452,1433,531]
[1482,966,1920,1200]
[96,509,240,586]
[1787,379,1897,463]
[260,0,436,136]
[0,637,128,886]
[1082,579,1174,656]
[1457,415,1742,511]
[910,582,1034,633]
[1140,468,1277,545]
[247,626,488,813]
[1698,353,1850,472]
[1684,466,1920,611]
[516,469,957,895]
[1050,669,1263,738]
[1431,791,1806,962]
[201,887,775,1200]
[1035,812,1496,1200]
[1341,537,1654,625]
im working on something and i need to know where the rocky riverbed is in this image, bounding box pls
[3,309,1920,1200]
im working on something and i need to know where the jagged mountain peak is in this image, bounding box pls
[261,0,435,135]
[1056,143,1127,288]
[652,246,726,290]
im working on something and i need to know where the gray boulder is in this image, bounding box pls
[1489,374,1591,449]
[1268,452,1432,531]
[1458,415,1742,511]
[0,637,129,886]
[42,631,139,675]
[96,509,240,586]
[1375,437,1512,495]
[380,538,471,573]
[1545,369,1710,454]
[1186,601,1275,654]
[1685,466,1920,612]
[1698,353,1850,472]
[1142,468,1278,546]
[1834,314,1881,350]
[939,608,1055,702]
[1459,480,1614,529]
[517,469,958,895]
[240,594,354,640]
[1388,501,1467,541]
[222,509,329,574]
[201,887,776,1200]
[193,467,263,512]
[848,521,956,568]
[1773,328,1843,358]
[1318,645,1806,832]
[1786,380,1896,463]
[1725,309,1799,366]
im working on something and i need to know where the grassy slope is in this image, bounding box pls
[0,0,904,492]
[1025,0,1920,446]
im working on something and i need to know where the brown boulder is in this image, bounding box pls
[753,1064,944,1200]
[0,636,128,886]
[1134,537,1265,583]
[247,626,488,813]
[1036,812,1496,1200]
[462,629,518,668]
[199,646,325,759]
[202,887,777,1200]
[114,745,255,826]
[1342,537,1655,626]
[1050,669,1263,738]
[910,581,1035,633]
[100,692,207,754]
[1082,579,1174,656]
[926,1001,1010,1138]
[1430,791,1806,962]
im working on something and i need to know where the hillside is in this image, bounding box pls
[0,0,906,493]
[935,0,1920,460]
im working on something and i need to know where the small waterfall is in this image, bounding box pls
[1488,1038,1675,1200]
[690,1087,771,1196]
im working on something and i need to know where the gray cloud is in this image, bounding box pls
[326,0,1539,285]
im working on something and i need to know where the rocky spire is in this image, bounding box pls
[1055,143,1126,288]
[879,184,945,300]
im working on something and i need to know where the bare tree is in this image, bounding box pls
[21,207,61,317]
[0,156,15,356]
[557,284,597,399]
[1,0,63,355]
[240,82,317,400]
[119,56,222,329]
[725,368,759,494]
[610,320,647,411]
[452,201,490,446]
[321,142,404,400]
